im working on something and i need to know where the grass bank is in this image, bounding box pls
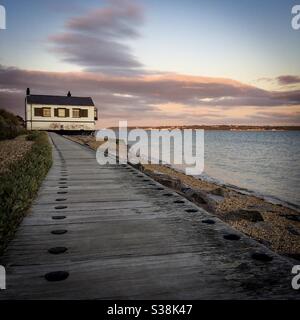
[0,131,52,255]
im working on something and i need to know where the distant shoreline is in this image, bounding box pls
[108,125,300,131]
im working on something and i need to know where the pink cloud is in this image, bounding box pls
[0,65,300,126]
[277,75,300,85]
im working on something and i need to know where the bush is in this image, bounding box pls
[0,132,52,255]
[26,131,40,141]
[0,109,26,141]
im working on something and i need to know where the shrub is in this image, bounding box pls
[0,109,26,141]
[26,131,40,141]
[0,131,52,255]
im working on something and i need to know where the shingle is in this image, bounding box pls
[27,95,95,106]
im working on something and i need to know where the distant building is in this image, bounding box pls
[25,89,98,131]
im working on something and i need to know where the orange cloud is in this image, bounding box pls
[0,65,300,126]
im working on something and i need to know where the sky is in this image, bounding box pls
[0,0,300,127]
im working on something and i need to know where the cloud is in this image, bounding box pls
[277,75,300,85]
[244,110,300,125]
[1,1,299,126]
[66,0,143,37]
[0,65,300,126]
[48,0,143,74]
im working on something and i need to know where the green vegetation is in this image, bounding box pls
[0,131,52,255]
[0,109,26,141]
[26,131,41,141]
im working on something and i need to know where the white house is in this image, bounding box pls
[25,89,98,131]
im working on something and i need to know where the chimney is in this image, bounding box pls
[26,88,30,96]
[67,91,72,97]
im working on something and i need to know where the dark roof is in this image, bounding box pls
[26,95,95,107]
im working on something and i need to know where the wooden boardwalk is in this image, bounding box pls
[0,133,298,299]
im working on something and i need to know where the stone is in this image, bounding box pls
[287,226,300,236]
[280,214,300,222]
[210,187,225,196]
[229,209,264,222]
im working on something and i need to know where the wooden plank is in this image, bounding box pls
[0,133,298,300]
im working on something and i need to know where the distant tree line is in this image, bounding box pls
[119,125,300,131]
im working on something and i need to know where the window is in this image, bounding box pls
[34,108,43,117]
[35,107,51,117]
[94,108,98,120]
[80,109,88,118]
[43,108,51,117]
[54,108,69,117]
[73,109,80,118]
[58,108,66,117]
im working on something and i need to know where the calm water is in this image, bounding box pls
[125,130,300,208]
[197,131,300,209]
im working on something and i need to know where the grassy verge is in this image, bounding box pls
[0,132,52,255]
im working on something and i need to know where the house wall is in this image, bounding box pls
[26,103,96,131]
